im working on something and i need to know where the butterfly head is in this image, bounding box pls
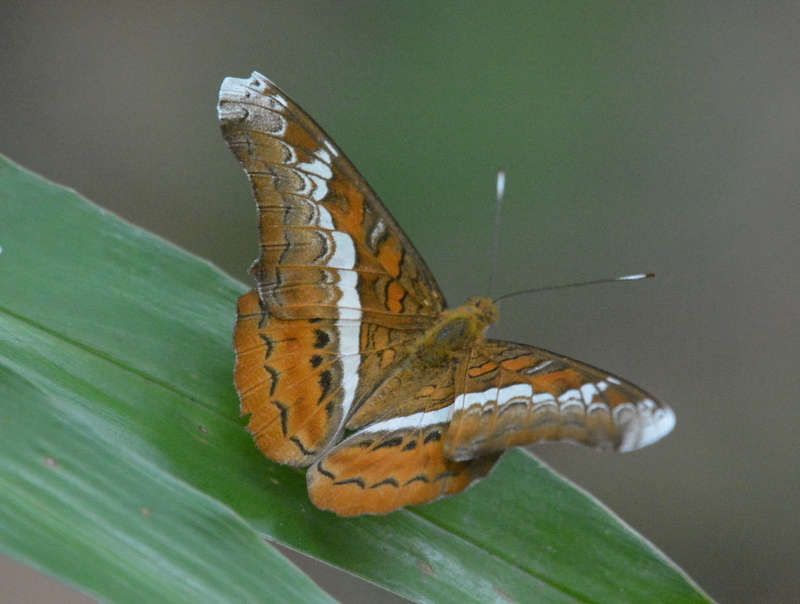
[463,296,500,326]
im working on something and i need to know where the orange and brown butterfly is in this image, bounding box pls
[218,72,675,517]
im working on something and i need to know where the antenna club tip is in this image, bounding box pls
[495,171,506,198]
[618,273,655,281]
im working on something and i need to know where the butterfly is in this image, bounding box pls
[218,72,675,517]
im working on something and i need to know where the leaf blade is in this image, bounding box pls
[0,155,715,604]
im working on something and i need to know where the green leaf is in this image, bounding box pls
[0,158,338,604]
[0,154,714,604]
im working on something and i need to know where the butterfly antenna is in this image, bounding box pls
[494,273,655,303]
[486,170,506,298]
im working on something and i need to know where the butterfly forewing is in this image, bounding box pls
[220,73,447,466]
[219,73,445,322]
[445,341,676,461]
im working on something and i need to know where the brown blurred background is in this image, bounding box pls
[1,2,798,603]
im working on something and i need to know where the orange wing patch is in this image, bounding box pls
[234,290,348,466]
[307,425,499,517]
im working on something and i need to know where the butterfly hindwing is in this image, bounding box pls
[306,357,500,516]
[234,290,351,465]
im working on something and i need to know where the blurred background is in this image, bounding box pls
[1,2,798,603]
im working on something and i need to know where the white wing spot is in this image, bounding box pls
[308,174,329,202]
[526,360,553,374]
[369,220,386,249]
[324,140,339,157]
[580,382,601,405]
[336,271,361,314]
[532,393,557,410]
[315,205,335,230]
[328,231,356,270]
[361,406,453,434]
[498,383,533,404]
[316,148,332,164]
[557,389,581,406]
[453,383,533,412]
[299,157,333,180]
[329,238,361,418]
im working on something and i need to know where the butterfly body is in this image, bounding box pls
[220,72,675,516]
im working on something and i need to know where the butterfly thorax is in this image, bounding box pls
[415,297,498,365]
